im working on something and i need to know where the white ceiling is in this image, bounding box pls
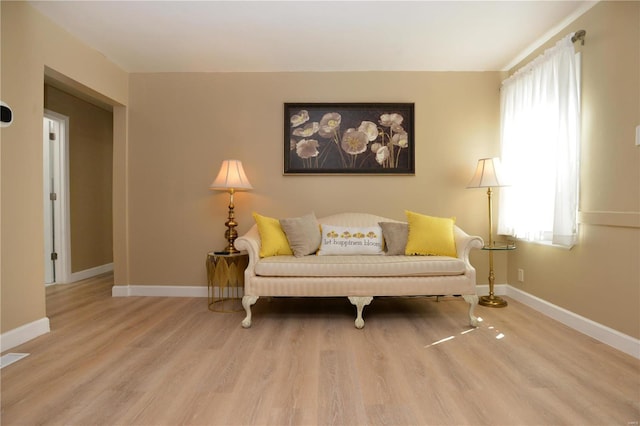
[29,1,596,73]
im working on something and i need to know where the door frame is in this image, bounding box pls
[43,109,71,285]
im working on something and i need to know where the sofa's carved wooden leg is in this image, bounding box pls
[241,295,259,328]
[462,294,479,327]
[348,296,373,329]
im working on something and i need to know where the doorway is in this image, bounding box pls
[43,110,71,285]
[43,80,116,285]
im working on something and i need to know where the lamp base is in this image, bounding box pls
[214,250,239,255]
[479,295,508,308]
[215,246,240,255]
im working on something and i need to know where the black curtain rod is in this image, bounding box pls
[572,29,586,45]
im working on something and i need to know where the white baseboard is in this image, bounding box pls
[112,285,207,298]
[476,284,509,296]
[0,318,50,352]
[64,263,114,284]
[477,283,640,359]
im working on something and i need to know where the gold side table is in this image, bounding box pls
[480,244,516,307]
[206,251,248,312]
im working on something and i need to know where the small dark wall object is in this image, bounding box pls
[1,101,13,127]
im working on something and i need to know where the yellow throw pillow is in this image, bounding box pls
[404,210,457,257]
[252,212,293,258]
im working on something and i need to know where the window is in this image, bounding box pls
[498,34,581,248]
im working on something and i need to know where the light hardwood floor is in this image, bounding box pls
[1,274,639,425]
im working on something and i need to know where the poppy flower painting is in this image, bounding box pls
[284,103,415,175]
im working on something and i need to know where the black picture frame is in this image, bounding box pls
[284,103,415,175]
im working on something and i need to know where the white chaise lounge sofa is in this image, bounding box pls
[235,212,483,329]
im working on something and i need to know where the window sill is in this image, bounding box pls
[508,238,574,250]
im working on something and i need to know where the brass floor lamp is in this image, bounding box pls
[467,157,512,308]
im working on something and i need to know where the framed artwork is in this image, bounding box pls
[284,103,415,175]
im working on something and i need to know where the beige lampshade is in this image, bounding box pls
[467,157,508,188]
[209,160,253,191]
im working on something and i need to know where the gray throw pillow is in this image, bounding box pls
[379,222,409,255]
[279,212,322,257]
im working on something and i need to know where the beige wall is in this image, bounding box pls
[505,1,640,338]
[127,72,503,286]
[3,0,637,343]
[44,85,114,273]
[0,2,128,333]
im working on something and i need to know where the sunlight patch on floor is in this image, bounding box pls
[424,316,507,348]
[424,336,456,348]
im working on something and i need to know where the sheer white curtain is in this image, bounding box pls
[498,34,581,247]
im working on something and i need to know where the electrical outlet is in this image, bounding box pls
[517,269,524,282]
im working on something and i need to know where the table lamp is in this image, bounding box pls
[209,159,253,254]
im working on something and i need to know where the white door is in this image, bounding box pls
[43,111,70,285]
